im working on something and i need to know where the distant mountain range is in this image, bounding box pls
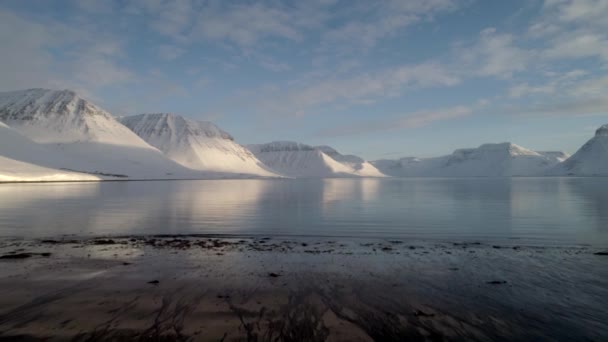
[372,143,570,177]
[0,88,606,182]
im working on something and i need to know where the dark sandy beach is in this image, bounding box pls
[0,236,607,341]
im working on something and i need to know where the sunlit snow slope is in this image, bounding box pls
[314,146,386,177]
[0,121,99,182]
[120,113,277,177]
[249,141,381,178]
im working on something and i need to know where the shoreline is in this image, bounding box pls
[3,175,608,185]
[1,233,605,250]
[1,236,607,340]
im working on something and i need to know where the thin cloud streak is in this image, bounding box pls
[258,63,460,116]
[317,105,472,137]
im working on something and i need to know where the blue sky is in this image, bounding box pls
[1,0,607,159]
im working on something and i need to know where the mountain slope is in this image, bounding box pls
[550,124,608,176]
[248,141,363,178]
[373,143,564,177]
[0,121,99,182]
[538,151,571,163]
[119,113,277,177]
[0,89,201,179]
[314,146,386,177]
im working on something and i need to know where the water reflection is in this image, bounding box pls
[0,182,101,237]
[0,178,607,245]
[564,178,608,234]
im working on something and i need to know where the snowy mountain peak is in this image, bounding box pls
[249,142,385,178]
[550,123,608,176]
[0,88,150,146]
[0,88,112,122]
[312,145,385,176]
[313,145,364,163]
[595,124,608,136]
[474,142,541,156]
[120,113,276,177]
[314,145,338,154]
[120,113,234,142]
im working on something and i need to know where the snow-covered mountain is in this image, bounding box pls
[314,146,386,177]
[2,88,605,181]
[550,124,608,176]
[373,142,565,177]
[248,141,373,178]
[0,89,201,180]
[119,113,277,177]
[0,89,148,145]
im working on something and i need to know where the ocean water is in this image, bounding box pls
[0,178,607,246]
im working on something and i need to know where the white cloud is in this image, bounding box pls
[192,3,301,47]
[194,77,210,88]
[570,75,608,98]
[0,9,137,96]
[459,28,531,78]
[319,0,461,56]
[395,106,472,129]
[257,59,291,72]
[509,83,555,98]
[518,98,608,117]
[508,68,590,98]
[71,56,134,88]
[507,72,608,117]
[322,13,418,50]
[73,0,115,14]
[126,0,194,42]
[158,44,186,61]
[460,0,608,84]
[544,0,608,27]
[528,0,608,63]
[544,31,608,61]
[387,0,458,12]
[0,10,57,91]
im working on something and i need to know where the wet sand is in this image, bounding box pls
[0,236,607,341]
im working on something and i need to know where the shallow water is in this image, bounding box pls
[1,237,607,340]
[0,178,607,246]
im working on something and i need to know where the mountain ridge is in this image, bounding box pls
[0,88,606,181]
[373,142,570,177]
[249,141,385,178]
[0,89,204,179]
[119,113,278,177]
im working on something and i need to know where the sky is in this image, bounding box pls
[1,0,607,160]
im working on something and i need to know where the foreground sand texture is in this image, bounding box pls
[1,236,607,341]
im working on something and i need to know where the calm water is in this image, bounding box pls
[0,178,607,246]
